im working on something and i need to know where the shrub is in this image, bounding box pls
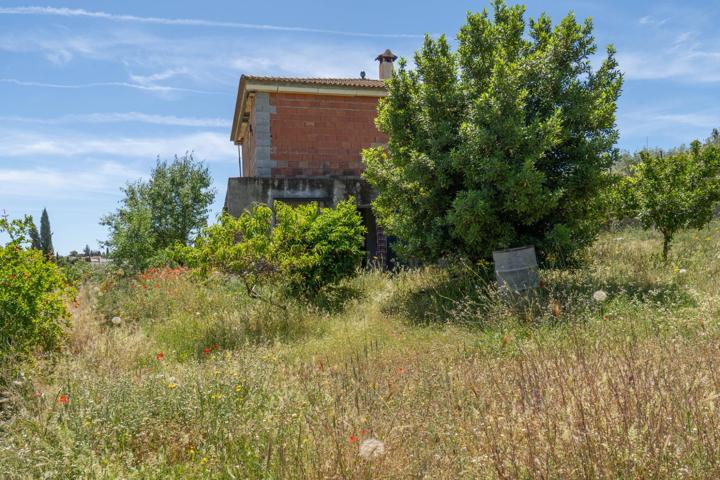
[197,199,366,298]
[273,200,367,296]
[0,215,74,364]
[362,0,622,265]
[615,140,720,260]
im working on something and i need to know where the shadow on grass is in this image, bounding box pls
[546,275,697,310]
[387,268,696,327]
[307,284,364,314]
[383,269,491,326]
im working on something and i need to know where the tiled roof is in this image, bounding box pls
[241,75,386,89]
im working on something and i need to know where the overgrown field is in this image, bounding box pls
[2,224,720,479]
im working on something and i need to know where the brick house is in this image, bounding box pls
[224,50,397,264]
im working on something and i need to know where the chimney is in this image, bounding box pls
[375,49,398,80]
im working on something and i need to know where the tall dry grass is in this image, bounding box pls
[0,223,719,478]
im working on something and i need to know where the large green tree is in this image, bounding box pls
[363,1,623,265]
[101,153,215,272]
[39,208,54,257]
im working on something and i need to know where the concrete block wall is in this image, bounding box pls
[241,98,257,177]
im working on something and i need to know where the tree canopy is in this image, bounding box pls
[362,0,623,265]
[101,153,215,272]
[615,140,720,260]
[39,208,54,257]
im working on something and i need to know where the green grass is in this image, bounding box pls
[1,224,720,478]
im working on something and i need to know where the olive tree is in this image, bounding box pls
[362,0,622,265]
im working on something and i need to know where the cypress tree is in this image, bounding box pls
[28,219,42,250]
[40,208,54,257]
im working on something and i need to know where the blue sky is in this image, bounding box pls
[1,0,719,254]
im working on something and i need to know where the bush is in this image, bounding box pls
[362,1,622,265]
[0,215,74,364]
[197,199,366,298]
[273,200,367,296]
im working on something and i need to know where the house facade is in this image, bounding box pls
[224,50,397,264]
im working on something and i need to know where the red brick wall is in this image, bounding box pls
[268,93,386,176]
[241,100,257,176]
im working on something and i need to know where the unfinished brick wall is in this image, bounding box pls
[268,93,386,176]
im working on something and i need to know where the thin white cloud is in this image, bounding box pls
[0,161,146,198]
[639,15,668,27]
[0,78,224,94]
[128,68,190,88]
[0,28,160,64]
[0,130,236,163]
[617,107,720,149]
[0,112,226,128]
[0,6,424,38]
[618,48,720,82]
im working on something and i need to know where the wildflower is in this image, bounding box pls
[34,391,43,398]
[110,316,122,326]
[678,268,688,275]
[358,438,385,460]
[211,344,219,351]
[550,299,561,317]
[57,394,69,405]
[592,290,608,302]
[156,352,164,361]
[167,383,178,389]
[199,457,208,465]
[202,347,210,355]
[397,367,405,375]
[361,429,369,436]
[349,434,358,443]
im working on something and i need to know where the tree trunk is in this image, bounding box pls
[662,233,672,262]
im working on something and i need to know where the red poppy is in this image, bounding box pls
[203,347,210,355]
[211,344,219,351]
[361,429,369,436]
[57,394,69,405]
[349,434,358,443]
[156,352,164,360]
[397,367,405,374]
